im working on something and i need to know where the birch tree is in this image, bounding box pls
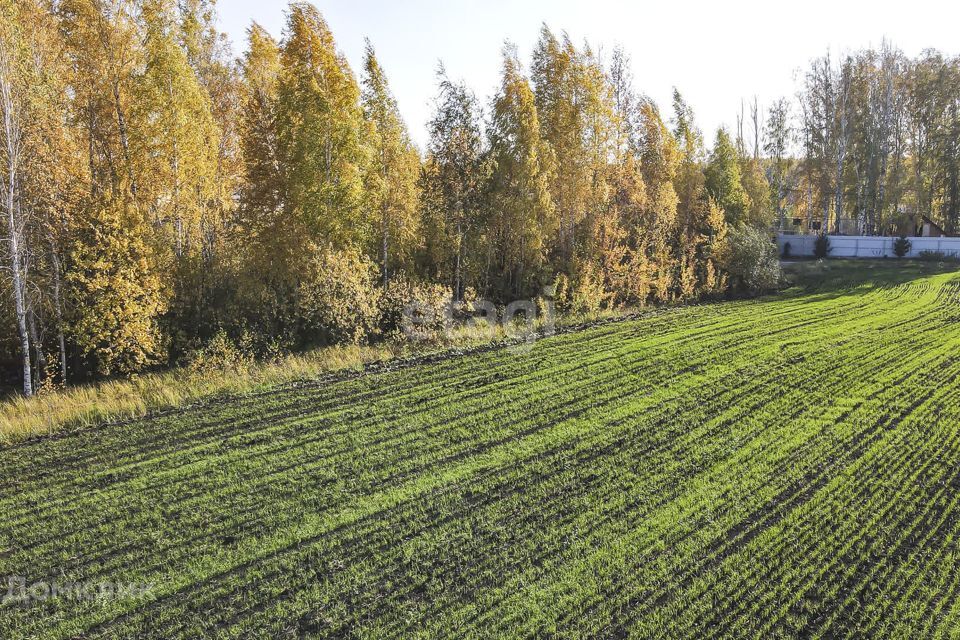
[276,2,368,251]
[0,6,32,395]
[486,45,556,298]
[764,98,792,230]
[361,41,420,289]
[422,67,485,300]
[833,59,852,233]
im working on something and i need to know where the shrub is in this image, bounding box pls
[185,331,254,374]
[297,247,382,345]
[552,273,572,313]
[552,263,609,316]
[720,224,782,294]
[570,261,608,315]
[893,235,912,258]
[917,250,960,263]
[379,274,452,341]
[814,233,831,259]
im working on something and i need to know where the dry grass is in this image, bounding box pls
[0,321,534,445]
[0,344,394,444]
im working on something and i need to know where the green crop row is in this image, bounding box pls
[1,268,960,638]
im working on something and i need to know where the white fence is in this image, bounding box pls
[777,234,960,259]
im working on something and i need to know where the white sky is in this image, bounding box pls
[216,0,960,151]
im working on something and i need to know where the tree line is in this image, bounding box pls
[0,0,949,396]
[769,43,960,236]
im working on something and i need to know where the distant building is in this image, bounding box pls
[918,215,947,238]
[899,213,952,237]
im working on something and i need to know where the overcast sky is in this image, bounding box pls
[216,0,960,151]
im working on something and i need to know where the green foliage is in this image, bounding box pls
[553,261,612,315]
[567,260,609,315]
[893,235,912,258]
[237,23,282,234]
[420,69,487,300]
[361,41,421,284]
[720,224,781,293]
[5,268,960,636]
[740,156,773,227]
[705,128,749,224]
[276,3,368,248]
[814,233,831,259]
[378,273,451,340]
[185,330,255,374]
[917,250,960,263]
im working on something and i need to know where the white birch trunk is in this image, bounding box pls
[0,43,32,396]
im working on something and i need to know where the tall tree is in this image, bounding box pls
[705,128,749,224]
[608,46,638,163]
[672,90,710,230]
[237,23,282,240]
[133,0,220,259]
[276,2,368,250]
[832,58,852,233]
[765,98,792,230]
[421,66,486,300]
[486,45,556,298]
[177,0,243,240]
[361,41,421,288]
[802,53,837,230]
[531,27,613,270]
[636,99,680,302]
[0,0,32,395]
[58,0,141,197]
[16,0,82,387]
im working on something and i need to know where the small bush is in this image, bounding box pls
[893,235,912,258]
[186,331,255,374]
[917,250,960,263]
[720,224,782,294]
[552,273,572,313]
[379,274,452,341]
[814,233,831,259]
[552,263,609,316]
[298,247,382,345]
[570,261,608,315]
